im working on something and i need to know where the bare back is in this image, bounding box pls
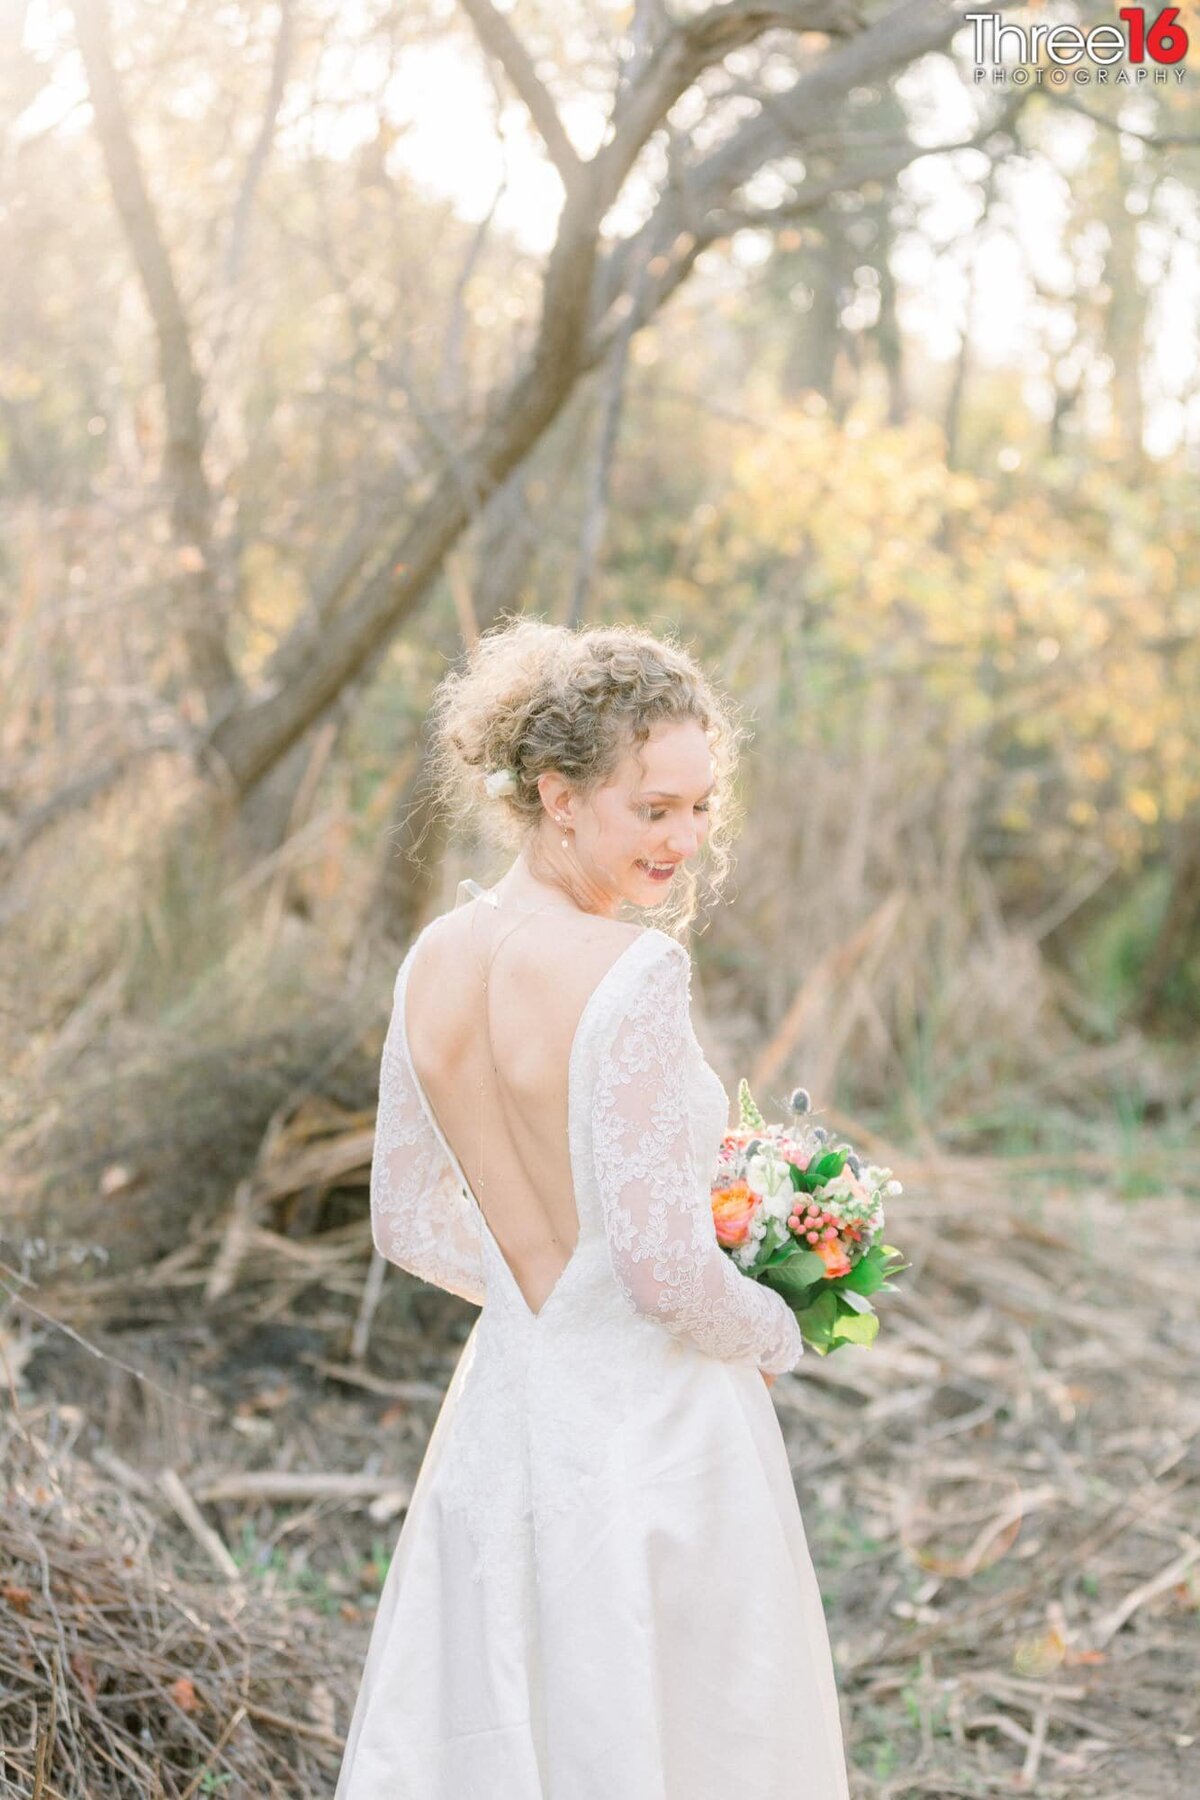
[404,900,645,1316]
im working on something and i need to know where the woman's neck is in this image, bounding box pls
[494,842,621,920]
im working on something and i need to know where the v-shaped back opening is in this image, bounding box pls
[399,916,667,1320]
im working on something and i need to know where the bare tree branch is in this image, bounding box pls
[201,0,1000,793]
[589,0,972,336]
[584,95,1029,366]
[568,248,652,627]
[613,0,672,115]
[593,0,862,216]
[223,0,296,290]
[458,0,583,189]
[438,178,506,414]
[70,0,239,713]
[0,730,196,874]
[1039,90,1200,148]
[944,157,1002,469]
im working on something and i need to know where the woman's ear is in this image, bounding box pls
[536,770,572,822]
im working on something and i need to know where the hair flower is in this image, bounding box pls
[483,765,517,798]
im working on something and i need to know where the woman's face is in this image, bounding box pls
[561,718,716,909]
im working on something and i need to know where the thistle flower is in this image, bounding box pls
[788,1087,811,1115]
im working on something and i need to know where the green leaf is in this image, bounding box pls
[795,1286,838,1350]
[852,1245,890,1270]
[836,1287,876,1314]
[841,1257,886,1296]
[763,1250,828,1298]
[809,1150,847,1183]
[831,1308,880,1347]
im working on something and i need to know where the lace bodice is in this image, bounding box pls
[370,919,803,1374]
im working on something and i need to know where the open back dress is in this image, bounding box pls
[334,901,851,1800]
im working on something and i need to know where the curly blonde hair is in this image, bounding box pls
[426,615,745,934]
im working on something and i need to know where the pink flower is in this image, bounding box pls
[712,1180,758,1248]
[813,1238,852,1280]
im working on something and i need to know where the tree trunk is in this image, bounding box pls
[875,209,907,425]
[1100,139,1147,475]
[72,0,239,716]
[1130,806,1200,1028]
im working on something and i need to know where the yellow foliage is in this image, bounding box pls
[622,398,1200,871]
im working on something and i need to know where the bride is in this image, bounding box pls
[335,618,851,1799]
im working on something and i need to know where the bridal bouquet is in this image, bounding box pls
[711,1081,908,1355]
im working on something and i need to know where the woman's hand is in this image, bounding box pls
[760,1370,777,1388]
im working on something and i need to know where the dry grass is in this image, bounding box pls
[788,1171,1200,1797]
[0,1414,353,1798]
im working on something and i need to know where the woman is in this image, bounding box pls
[335,618,851,1799]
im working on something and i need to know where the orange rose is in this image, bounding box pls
[712,1180,757,1247]
[813,1237,852,1279]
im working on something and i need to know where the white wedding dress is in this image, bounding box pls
[335,909,850,1800]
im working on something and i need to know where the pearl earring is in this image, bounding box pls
[557,813,569,851]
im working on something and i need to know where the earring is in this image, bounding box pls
[556,813,569,851]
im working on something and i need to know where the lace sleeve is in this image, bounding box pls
[590,942,804,1375]
[369,971,487,1307]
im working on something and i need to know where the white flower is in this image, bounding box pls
[483,766,517,798]
[886,1178,903,1196]
[820,1170,857,1201]
[746,1148,789,1202]
[744,1152,770,1197]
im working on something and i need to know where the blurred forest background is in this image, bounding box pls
[1,2,1198,1796]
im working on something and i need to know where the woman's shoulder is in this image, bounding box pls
[579,918,686,986]
[565,922,690,1032]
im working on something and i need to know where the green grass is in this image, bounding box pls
[227,1521,396,1613]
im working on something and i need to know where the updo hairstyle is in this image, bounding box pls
[426,615,745,930]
